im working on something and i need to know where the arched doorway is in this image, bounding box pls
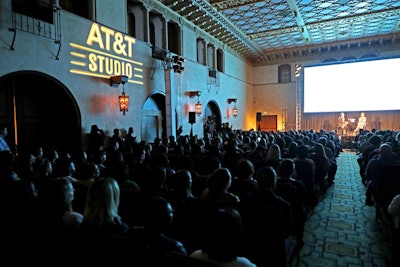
[0,71,81,159]
[203,100,221,137]
[141,93,165,144]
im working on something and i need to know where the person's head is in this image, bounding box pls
[266,143,281,160]
[206,167,232,194]
[368,134,382,147]
[288,141,298,155]
[143,195,174,233]
[203,208,245,262]
[297,144,309,159]
[44,177,75,213]
[168,169,193,197]
[379,143,393,158]
[113,128,120,136]
[0,124,8,137]
[90,124,99,133]
[278,159,295,179]
[53,157,76,177]
[255,166,277,192]
[235,159,255,180]
[314,142,327,157]
[84,177,121,226]
[361,112,365,117]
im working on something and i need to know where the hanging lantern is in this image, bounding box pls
[195,101,202,116]
[232,105,238,118]
[119,91,129,115]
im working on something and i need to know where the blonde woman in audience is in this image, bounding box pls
[264,143,283,172]
[81,177,129,239]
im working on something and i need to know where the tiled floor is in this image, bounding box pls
[297,151,393,267]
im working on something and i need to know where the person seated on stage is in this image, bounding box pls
[355,112,367,133]
[337,112,347,135]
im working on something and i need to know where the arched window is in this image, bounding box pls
[197,38,206,65]
[128,12,136,37]
[207,44,215,69]
[216,48,224,72]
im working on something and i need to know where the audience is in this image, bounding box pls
[3,127,399,265]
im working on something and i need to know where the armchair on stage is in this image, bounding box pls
[337,118,356,136]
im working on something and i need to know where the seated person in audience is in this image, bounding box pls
[167,169,203,254]
[276,159,307,254]
[201,167,240,209]
[264,143,283,172]
[358,133,382,184]
[190,208,256,267]
[129,195,188,256]
[387,194,400,266]
[364,143,400,209]
[228,158,258,200]
[294,145,318,208]
[81,177,130,240]
[240,166,292,267]
[38,177,83,230]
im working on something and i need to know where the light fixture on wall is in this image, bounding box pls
[110,75,128,88]
[228,98,238,118]
[189,91,202,116]
[110,75,129,115]
[295,64,302,78]
[119,87,129,116]
[173,55,185,73]
[163,55,185,74]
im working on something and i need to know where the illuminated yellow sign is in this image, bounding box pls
[69,23,144,85]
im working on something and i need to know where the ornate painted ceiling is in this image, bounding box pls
[157,0,400,65]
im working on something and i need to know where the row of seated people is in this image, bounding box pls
[0,128,341,266]
[356,130,400,266]
[0,163,299,266]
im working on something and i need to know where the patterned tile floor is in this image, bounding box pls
[297,151,393,267]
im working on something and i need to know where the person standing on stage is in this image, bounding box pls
[337,112,347,135]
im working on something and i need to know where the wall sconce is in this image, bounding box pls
[173,55,185,73]
[228,98,238,118]
[110,75,129,115]
[110,75,128,88]
[295,64,302,78]
[164,55,185,73]
[189,91,202,116]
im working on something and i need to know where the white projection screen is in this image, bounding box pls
[303,57,400,113]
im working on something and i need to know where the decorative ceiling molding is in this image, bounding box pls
[147,0,400,65]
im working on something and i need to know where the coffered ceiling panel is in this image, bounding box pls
[156,0,400,64]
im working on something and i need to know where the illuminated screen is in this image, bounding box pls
[303,57,400,113]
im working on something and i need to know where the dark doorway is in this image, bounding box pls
[0,71,81,159]
[203,101,221,137]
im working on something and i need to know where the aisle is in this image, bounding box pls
[298,151,393,267]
